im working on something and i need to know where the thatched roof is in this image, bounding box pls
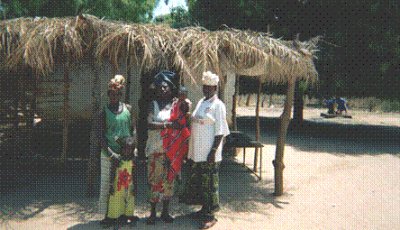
[1,15,318,83]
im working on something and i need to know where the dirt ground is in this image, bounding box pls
[1,106,399,230]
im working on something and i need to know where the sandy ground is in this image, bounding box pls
[237,106,400,127]
[1,107,399,230]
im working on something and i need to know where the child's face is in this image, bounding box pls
[178,91,187,100]
[122,144,134,157]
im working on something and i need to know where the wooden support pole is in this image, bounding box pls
[61,63,70,163]
[125,55,132,103]
[269,94,273,107]
[87,63,100,197]
[30,75,38,154]
[273,78,296,196]
[13,76,20,132]
[20,78,27,128]
[246,94,252,106]
[29,74,38,130]
[253,79,262,172]
[293,80,304,127]
[232,74,239,131]
[23,72,37,153]
[261,94,267,107]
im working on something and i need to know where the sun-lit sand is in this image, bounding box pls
[1,107,399,229]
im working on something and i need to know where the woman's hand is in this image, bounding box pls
[164,121,181,129]
[207,149,216,163]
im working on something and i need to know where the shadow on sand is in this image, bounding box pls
[1,158,278,229]
[3,116,398,227]
[238,116,400,156]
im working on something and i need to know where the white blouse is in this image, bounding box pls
[188,95,230,162]
[145,100,172,156]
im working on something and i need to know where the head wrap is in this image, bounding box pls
[202,71,219,86]
[152,70,176,89]
[108,74,125,92]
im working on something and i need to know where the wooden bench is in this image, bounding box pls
[224,131,264,180]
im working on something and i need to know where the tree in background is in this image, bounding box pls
[188,0,399,101]
[154,6,191,28]
[1,0,157,22]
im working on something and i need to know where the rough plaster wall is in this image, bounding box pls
[184,77,203,113]
[129,65,141,117]
[224,71,236,125]
[37,64,234,124]
[37,58,116,119]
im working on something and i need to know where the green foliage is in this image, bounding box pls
[169,6,191,28]
[381,100,400,112]
[154,6,192,28]
[189,0,399,100]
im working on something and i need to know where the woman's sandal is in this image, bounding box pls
[99,217,116,228]
[146,215,156,225]
[125,216,139,225]
[161,213,175,223]
[189,210,205,219]
[199,218,218,229]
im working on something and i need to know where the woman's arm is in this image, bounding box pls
[146,101,183,129]
[126,104,137,146]
[147,102,173,130]
[207,135,224,163]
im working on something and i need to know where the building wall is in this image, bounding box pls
[36,61,236,125]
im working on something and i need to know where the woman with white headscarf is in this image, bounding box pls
[183,71,230,229]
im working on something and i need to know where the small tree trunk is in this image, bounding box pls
[29,75,38,130]
[27,73,37,155]
[273,79,296,196]
[87,63,100,196]
[13,76,20,132]
[61,63,70,163]
[253,79,262,172]
[269,94,273,107]
[261,94,267,107]
[246,94,252,107]
[125,55,132,103]
[293,81,304,127]
[238,94,242,106]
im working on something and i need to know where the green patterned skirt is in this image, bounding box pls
[181,162,220,215]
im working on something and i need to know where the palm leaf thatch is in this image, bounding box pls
[6,17,87,75]
[0,18,36,68]
[1,15,318,84]
[217,28,318,83]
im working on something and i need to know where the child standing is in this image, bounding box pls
[104,136,138,226]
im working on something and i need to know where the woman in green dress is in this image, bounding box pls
[97,75,137,227]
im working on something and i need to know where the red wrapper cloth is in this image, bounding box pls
[161,99,191,182]
[117,168,131,191]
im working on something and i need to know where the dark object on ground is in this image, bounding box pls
[320,113,352,119]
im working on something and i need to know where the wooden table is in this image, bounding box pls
[224,131,264,180]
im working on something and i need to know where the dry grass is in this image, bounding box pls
[1,15,318,84]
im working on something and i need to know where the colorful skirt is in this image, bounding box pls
[147,152,174,203]
[99,152,111,215]
[106,159,135,219]
[182,162,220,215]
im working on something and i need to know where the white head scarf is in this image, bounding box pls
[202,71,219,86]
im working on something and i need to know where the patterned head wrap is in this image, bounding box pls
[108,74,126,92]
[151,70,176,89]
